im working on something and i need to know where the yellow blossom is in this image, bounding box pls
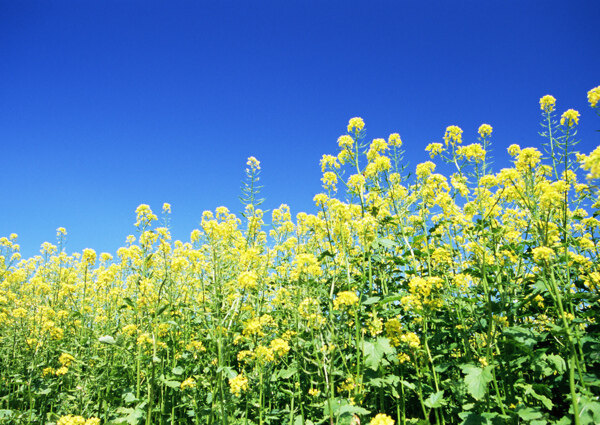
[347,117,365,133]
[229,374,248,397]
[246,156,260,172]
[443,125,463,146]
[388,133,402,147]
[338,135,354,150]
[587,85,600,108]
[425,143,444,158]
[532,246,555,263]
[560,109,580,126]
[369,413,395,425]
[333,291,359,310]
[540,95,556,112]
[478,123,493,138]
[180,377,196,390]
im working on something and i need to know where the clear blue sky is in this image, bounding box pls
[2,0,599,258]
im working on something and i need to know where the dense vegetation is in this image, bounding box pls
[1,87,600,425]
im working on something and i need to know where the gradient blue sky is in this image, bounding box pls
[2,0,599,258]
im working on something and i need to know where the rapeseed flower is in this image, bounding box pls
[443,125,463,146]
[532,246,555,263]
[539,95,556,112]
[478,123,493,138]
[588,85,600,108]
[180,377,196,390]
[425,143,444,158]
[347,117,365,133]
[388,133,402,147]
[369,413,395,425]
[560,109,580,126]
[333,291,359,310]
[229,374,248,397]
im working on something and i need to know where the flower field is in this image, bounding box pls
[2,87,600,425]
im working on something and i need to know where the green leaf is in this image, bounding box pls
[123,392,136,404]
[546,354,566,375]
[461,364,493,400]
[458,412,486,425]
[376,238,398,249]
[400,380,416,391]
[338,404,371,416]
[361,341,380,371]
[99,335,116,345]
[424,390,446,408]
[517,407,543,421]
[279,366,297,380]
[362,296,380,305]
[163,380,181,389]
[171,366,184,376]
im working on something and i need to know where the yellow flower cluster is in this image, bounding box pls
[539,94,556,112]
[560,109,580,127]
[443,125,463,146]
[369,413,395,425]
[180,377,196,390]
[578,146,600,179]
[588,85,600,108]
[532,246,555,263]
[456,143,486,163]
[425,143,444,158]
[333,291,359,310]
[388,133,402,147]
[347,117,365,133]
[57,416,100,425]
[478,123,493,138]
[229,374,248,397]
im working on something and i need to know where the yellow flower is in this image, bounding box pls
[579,146,600,179]
[425,143,444,158]
[57,415,86,425]
[313,193,329,207]
[246,156,260,172]
[400,332,421,349]
[308,387,321,397]
[270,338,290,357]
[338,135,354,150]
[588,85,600,108]
[539,95,556,112]
[560,109,580,126]
[515,147,542,171]
[56,227,67,236]
[347,117,365,133]
[532,246,555,263]
[321,171,338,191]
[369,413,395,425]
[55,366,69,376]
[388,133,402,147]
[456,143,486,162]
[333,291,359,310]
[162,203,171,213]
[85,419,100,425]
[478,123,493,138]
[507,144,521,156]
[229,374,249,397]
[347,174,366,191]
[416,161,436,179]
[180,377,196,390]
[443,125,463,146]
[321,154,340,172]
[59,353,75,366]
[237,270,258,290]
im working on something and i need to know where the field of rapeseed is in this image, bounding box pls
[1,87,600,425]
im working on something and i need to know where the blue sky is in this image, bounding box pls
[2,0,599,258]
